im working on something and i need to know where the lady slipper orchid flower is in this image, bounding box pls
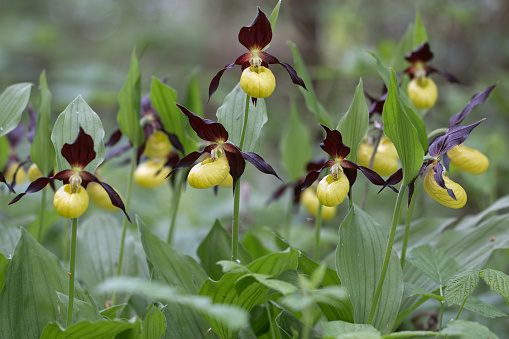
[404,43,459,109]
[169,104,281,190]
[296,125,394,207]
[9,127,130,221]
[209,8,306,103]
[357,137,399,176]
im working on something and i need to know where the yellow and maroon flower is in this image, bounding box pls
[208,8,306,102]
[9,127,130,221]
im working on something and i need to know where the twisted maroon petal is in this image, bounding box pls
[208,53,251,100]
[259,52,307,90]
[241,151,282,182]
[176,104,229,143]
[167,144,217,178]
[0,172,15,194]
[448,84,497,128]
[223,144,246,194]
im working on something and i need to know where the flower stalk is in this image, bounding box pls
[37,188,47,242]
[401,183,418,268]
[313,202,323,261]
[166,169,185,244]
[67,217,78,327]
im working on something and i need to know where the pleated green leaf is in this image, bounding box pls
[280,101,312,181]
[337,78,369,162]
[288,41,332,126]
[0,228,90,339]
[40,321,135,339]
[0,82,31,137]
[216,82,267,152]
[444,270,480,305]
[200,248,299,339]
[382,69,423,185]
[31,71,56,175]
[336,205,404,334]
[151,77,197,154]
[481,268,509,299]
[117,49,144,148]
[51,96,105,173]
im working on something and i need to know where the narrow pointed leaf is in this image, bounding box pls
[31,71,56,175]
[336,206,403,334]
[288,41,332,126]
[0,82,32,137]
[51,96,105,173]
[57,292,104,324]
[390,24,414,72]
[444,270,480,305]
[0,253,9,293]
[337,79,369,162]
[382,69,423,185]
[403,103,428,152]
[117,49,144,147]
[413,9,428,48]
[185,70,203,117]
[268,0,282,31]
[216,82,267,153]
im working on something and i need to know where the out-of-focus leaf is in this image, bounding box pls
[280,101,311,181]
[336,205,403,334]
[31,70,56,175]
[151,77,197,154]
[440,320,499,339]
[0,228,90,339]
[321,320,381,337]
[51,96,105,173]
[243,232,271,260]
[140,303,166,339]
[407,245,464,286]
[0,219,21,257]
[197,219,252,280]
[117,49,144,148]
[57,292,104,324]
[463,296,506,318]
[0,82,31,137]
[288,41,332,126]
[40,320,135,339]
[0,136,8,170]
[276,309,320,339]
[185,70,203,117]
[390,24,414,72]
[481,269,509,299]
[413,9,428,48]
[216,82,267,153]
[444,270,479,305]
[337,78,369,162]
[368,52,391,87]
[0,253,9,293]
[403,103,428,152]
[382,69,423,185]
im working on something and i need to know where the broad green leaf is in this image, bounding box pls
[394,217,455,254]
[51,96,105,173]
[390,24,414,72]
[463,296,506,318]
[288,41,332,126]
[140,303,166,339]
[481,268,509,299]
[276,309,320,339]
[77,213,139,308]
[40,321,135,339]
[406,245,464,285]
[368,52,391,86]
[0,218,21,257]
[382,69,423,185]
[31,70,56,175]
[0,253,9,293]
[216,82,267,153]
[151,77,197,154]
[0,228,90,339]
[0,136,8,169]
[337,78,369,162]
[336,205,403,334]
[321,320,381,337]
[444,270,480,305]
[0,82,31,137]
[403,103,428,152]
[243,232,271,259]
[440,320,499,339]
[455,195,509,230]
[280,101,312,181]
[57,292,104,324]
[117,49,144,147]
[413,9,428,48]
[200,248,299,339]
[197,219,252,280]
[185,69,203,117]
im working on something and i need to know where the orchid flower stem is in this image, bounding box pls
[368,183,407,324]
[265,299,276,339]
[283,195,293,240]
[401,186,417,268]
[167,169,185,244]
[313,203,323,261]
[67,217,78,327]
[37,188,47,242]
[361,128,383,210]
[231,95,250,262]
[112,147,136,305]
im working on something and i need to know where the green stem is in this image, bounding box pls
[439,285,445,329]
[313,203,323,261]
[455,297,467,321]
[361,129,383,210]
[400,185,417,269]
[166,170,185,244]
[37,188,47,242]
[112,147,136,305]
[283,194,294,240]
[67,218,78,327]
[231,95,250,261]
[368,183,407,324]
[265,299,276,339]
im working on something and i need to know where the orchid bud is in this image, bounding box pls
[447,145,489,175]
[240,66,276,98]
[4,162,26,183]
[357,143,399,176]
[134,159,171,188]
[423,169,467,209]
[301,187,336,220]
[316,173,350,207]
[407,77,438,109]
[188,155,230,189]
[144,130,172,158]
[88,182,122,211]
[53,184,89,218]
[28,164,43,182]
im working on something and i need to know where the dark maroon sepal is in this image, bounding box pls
[405,42,433,63]
[343,166,358,189]
[10,160,30,188]
[295,170,322,199]
[224,146,246,193]
[238,8,272,51]
[448,84,497,128]
[209,54,251,100]
[105,144,131,162]
[260,52,307,90]
[345,160,386,187]
[266,184,289,205]
[426,66,460,83]
[407,179,415,206]
[176,104,229,143]
[319,125,350,160]
[432,162,456,200]
[166,145,216,178]
[306,158,328,172]
[251,97,258,106]
[61,127,97,170]
[241,151,282,182]
[167,132,185,156]
[8,175,58,204]
[429,119,484,157]
[105,129,122,147]
[27,105,36,143]
[378,168,403,194]
[0,172,15,194]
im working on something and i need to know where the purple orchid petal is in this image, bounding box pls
[432,162,456,200]
[429,119,484,157]
[448,84,497,127]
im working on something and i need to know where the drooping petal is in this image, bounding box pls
[259,52,307,90]
[61,126,97,170]
[0,172,15,194]
[223,144,245,192]
[238,8,272,51]
[8,175,60,204]
[379,168,403,194]
[319,125,350,160]
[405,42,433,63]
[167,144,216,178]
[104,129,122,147]
[429,119,484,157]
[176,104,229,143]
[425,66,460,83]
[448,84,497,127]
[241,151,282,182]
[342,159,386,187]
[295,160,335,198]
[208,54,251,100]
